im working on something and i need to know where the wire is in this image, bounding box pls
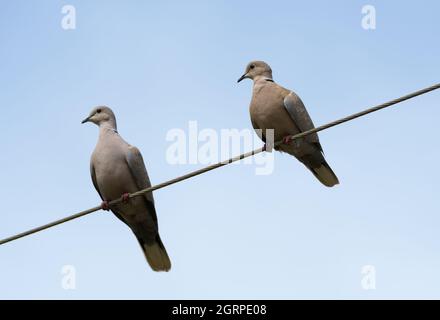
[0,83,439,246]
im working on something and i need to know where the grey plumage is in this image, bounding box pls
[84,106,171,271]
[238,61,339,187]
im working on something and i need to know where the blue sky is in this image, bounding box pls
[0,0,439,299]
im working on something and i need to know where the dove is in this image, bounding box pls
[238,61,339,187]
[82,106,171,271]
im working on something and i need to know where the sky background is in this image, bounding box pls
[0,0,439,299]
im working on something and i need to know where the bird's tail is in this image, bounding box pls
[309,160,339,187]
[138,235,171,272]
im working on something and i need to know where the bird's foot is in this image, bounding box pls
[101,201,110,211]
[282,136,293,145]
[121,193,130,204]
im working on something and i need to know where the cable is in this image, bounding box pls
[0,83,439,246]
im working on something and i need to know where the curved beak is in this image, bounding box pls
[237,73,248,83]
[81,116,91,124]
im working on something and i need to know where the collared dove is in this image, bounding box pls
[238,61,339,187]
[82,106,171,271]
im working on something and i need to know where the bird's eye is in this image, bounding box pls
[250,65,255,69]
[96,109,102,114]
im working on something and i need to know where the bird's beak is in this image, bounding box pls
[81,116,91,124]
[237,73,248,83]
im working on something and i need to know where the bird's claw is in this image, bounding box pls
[121,193,130,204]
[101,201,110,211]
[282,136,292,145]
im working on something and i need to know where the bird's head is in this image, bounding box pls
[81,106,117,130]
[237,60,273,83]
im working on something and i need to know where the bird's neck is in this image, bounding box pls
[253,75,274,83]
[99,122,118,136]
[252,76,275,93]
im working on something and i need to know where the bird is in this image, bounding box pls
[237,61,339,187]
[82,106,171,271]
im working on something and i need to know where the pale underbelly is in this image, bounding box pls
[95,168,148,221]
[95,167,137,201]
[251,106,300,141]
[251,105,316,158]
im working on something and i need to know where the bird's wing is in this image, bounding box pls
[283,91,322,151]
[125,146,158,223]
[90,162,103,201]
[125,146,171,271]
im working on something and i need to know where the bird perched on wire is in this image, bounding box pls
[238,61,339,187]
[82,106,171,271]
